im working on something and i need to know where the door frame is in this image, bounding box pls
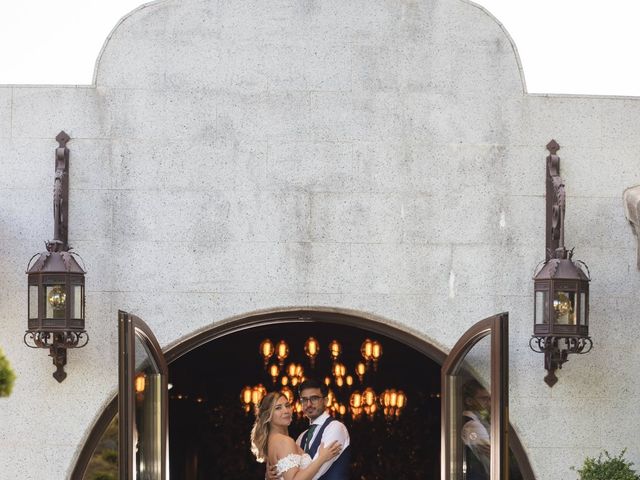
[70,308,535,480]
[441,313,509,480]
[118,311,169,479]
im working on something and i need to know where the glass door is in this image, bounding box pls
[119,310,169,480]
[441,313,509,480]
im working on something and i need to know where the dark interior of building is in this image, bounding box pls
[167,321,442,480]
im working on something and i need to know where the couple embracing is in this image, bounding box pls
[251,378,351,480]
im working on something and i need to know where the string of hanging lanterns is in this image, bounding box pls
[240,337,407,421]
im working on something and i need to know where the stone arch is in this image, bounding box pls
[71,307,534,479]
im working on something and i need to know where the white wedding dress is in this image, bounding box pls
[276,453,313,475]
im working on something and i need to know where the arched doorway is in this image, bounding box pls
[72,308,534,479]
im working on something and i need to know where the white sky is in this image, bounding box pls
[1,0,639,96]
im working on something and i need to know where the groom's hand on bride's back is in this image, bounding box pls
[265,461,280,480]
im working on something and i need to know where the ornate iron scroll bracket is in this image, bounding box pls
[50,130,70,253]
[529,336,593,387]
[546,139,567,261]
[24,331,90,382]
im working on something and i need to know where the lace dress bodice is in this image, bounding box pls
[275,453,312,475]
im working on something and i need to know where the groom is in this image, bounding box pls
[268,378,351,479]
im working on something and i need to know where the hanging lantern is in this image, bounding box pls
[304,337,319,367]
[363,387,376,407]
[356,362,366,382]
[240,385,253,407]
[324,376,331,386]
[361,339,373,366]
[269,364,279,383]
[252,384,267,405]
[281,376,289,386]
[327,389,335,405]
[24,132,88,383]
[259,339,275,368]
[333,362,346,378]
[345,375,353,386]
[350,391,362,409]
[371,340,383,371]
[396,391,407,411]
[329,340,341,362]
[276,340,289,366]
[287,362,297,378]
[281,386,294,403]
[530,140,592,387]
[335,376,344,387]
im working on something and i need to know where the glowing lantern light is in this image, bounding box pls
[329,340,341,361]
[304,337,320,367]
[259,339,275,367]
[276,340,289,366]
[134,374,146,394]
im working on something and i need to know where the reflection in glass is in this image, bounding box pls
[553,291,576,324]
[535,291,548,324]
[72,285,83,319]
[134,334,163,479]
[83,415,118,480]
[579,292,587,325]
[29,285,39,319]
[458,335,491,480]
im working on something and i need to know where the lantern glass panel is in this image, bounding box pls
[535,291,548,324]
[553,291,576,325]
[46,284,67,319]
[29,285,39,320]
[72,285,83,319]
[579,292,587,325]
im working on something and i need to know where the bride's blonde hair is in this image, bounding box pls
[250,391,286,463]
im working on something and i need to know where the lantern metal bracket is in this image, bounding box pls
[24,331,90,382]
[529,336,593,387]
[545,139,567,261]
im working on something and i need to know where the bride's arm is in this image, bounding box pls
[273,436,341,480]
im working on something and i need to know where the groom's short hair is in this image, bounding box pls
[298,378,328,397]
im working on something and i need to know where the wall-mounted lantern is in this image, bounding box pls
[24,131,88,383]
[530,140,592,387]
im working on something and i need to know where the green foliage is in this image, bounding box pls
[0,347,16,397]
[85,415,118,479]
[102,449,117,464]
[91,474,115,480]
[574,450,640,480]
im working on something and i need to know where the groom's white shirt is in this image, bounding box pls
[295,411,350,480]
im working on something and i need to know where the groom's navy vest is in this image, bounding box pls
[300,417,350,480]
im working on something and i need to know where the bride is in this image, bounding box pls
[251,391,342,480]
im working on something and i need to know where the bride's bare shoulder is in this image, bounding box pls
[269,434,297,457]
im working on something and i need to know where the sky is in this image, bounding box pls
[1,0,639,97]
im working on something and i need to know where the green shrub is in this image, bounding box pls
[574,450,640,480]
[0,347,16,397]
